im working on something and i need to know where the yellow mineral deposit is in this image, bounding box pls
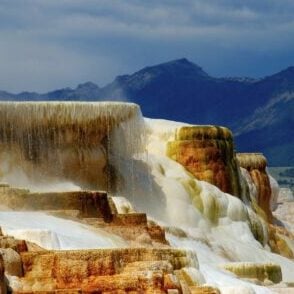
[237,153,273,222]
[16,248,197,292]
[0,103,293,293]
[167,125,242,197]
[222,262,282,284]
[0,101,144,193]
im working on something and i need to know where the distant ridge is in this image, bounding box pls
[1,58,293,165]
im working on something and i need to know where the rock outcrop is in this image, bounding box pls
[237,153,273,222]
[0,183,211,293]
[0,228,30,294]
[10,248,201,293]
[189,287,220,294]
[221,262,282,284]
[0,227,210,293]
[0,102,143,190]
[167,126,242,197]
[0,186,168,248]
[0,233,28,254]
[268,224,294,259]
[0,187,113,221]
[0,102,292,293]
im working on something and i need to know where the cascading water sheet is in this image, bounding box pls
[0,101,145,194]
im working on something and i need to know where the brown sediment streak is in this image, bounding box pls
[222,262,282,284]
[0,102,143,190]
[167,126,242,197]
[13,248,198,292]
[237,153,273,222]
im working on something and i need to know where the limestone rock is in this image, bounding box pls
[189,286,220,294]
[0,235,28,254]
[147,220,168,244]
[110,196,135,214]
[221,262,282,284]
[237,153,273,222]
[163,273,181,291]
[0,248,22,277]
[111,213,147,226]
[17,248,198,292]
[0,102,142,190]
[167,126,242,197]
[122,260,174,274]
[0,190,113,222]
[0,187,169,248]
[268,225,294,259]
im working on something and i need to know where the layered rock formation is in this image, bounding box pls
[0,185,168,248]
[0,186,183,293]
[0,228,206,294]
[15,248,200,292]
[0,228,30,294]
[222,262,282,284]
[237,153,273,222]
[167,126,242,197]
[0,103,293,293]
[0,187,113,221]
[0,102,143,191]
[0,230,28,254]
[268,225,294,259]
[165,125,294,262]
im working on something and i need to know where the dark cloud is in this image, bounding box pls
[0,0,293,92]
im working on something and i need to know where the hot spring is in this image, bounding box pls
[0,102,293,293]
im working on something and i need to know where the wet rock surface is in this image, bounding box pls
[167,126,242,197]
[4,247,202,293]
[221,262,283,284]
[237,153,273,222]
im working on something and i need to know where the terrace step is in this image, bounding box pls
[12,248,196,293]
[0,189,112,221]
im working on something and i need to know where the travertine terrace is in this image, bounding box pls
[167,126,242,197]
[0,102,293,293]
[0,101,143,191]
[237,153,272,222]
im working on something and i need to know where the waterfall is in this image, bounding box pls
[0,101,145,195]
[0,103,293,291]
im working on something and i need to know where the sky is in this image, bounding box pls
[0,0,294,93]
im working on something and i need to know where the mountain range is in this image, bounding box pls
[1,58,293,166]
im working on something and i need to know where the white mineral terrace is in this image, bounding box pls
[0,101,145,191]
[0,103,293,293]
[0,101,140,126]
[0,211,126,250]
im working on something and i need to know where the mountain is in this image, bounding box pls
[235,92,294,165]
[101,58,253,125]
[0,82,101,101]
[0,58,293,165]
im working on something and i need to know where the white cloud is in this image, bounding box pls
[0,35,124,92]
[0,0,293,92]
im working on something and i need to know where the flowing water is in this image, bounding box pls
[0,101,144,193]
[0,103,293,293]
[0,211,126,250]
[142,118,294,288]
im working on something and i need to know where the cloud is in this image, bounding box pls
[0,0,293,92]
[0,33,124,92]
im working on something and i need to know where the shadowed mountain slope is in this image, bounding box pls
[1,59,293,165]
